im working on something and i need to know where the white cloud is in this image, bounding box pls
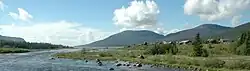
[167,29,180,34]
[231,15,242,27]
[0,0,5,11]
[8,8,33,21]
[0,21,110,46]
[113,0,160,31]
[184,0,250,21]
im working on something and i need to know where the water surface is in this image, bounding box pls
[0,49,185,71]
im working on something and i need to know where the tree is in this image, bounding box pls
[169,42,178,55]
[237,32,247,47]
[245,31,250,55]
[235,31,250,55]
[190,33,209,57]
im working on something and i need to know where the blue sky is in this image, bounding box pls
[0,0,249,46]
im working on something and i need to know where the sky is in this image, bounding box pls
[0,0,249,46]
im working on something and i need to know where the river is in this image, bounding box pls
[0,49,185,71]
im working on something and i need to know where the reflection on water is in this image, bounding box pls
[0,49,184,71]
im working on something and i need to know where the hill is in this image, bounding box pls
[83,30,165,47]
[162,24,232,41]
[212,22,250,39]
[0,35,25,42]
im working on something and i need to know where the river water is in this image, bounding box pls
[0,49,185,71]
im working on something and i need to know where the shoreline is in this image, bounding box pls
[53,43,250,71]
[54,51,248,71]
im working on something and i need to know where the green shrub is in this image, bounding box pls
[242,60,250,69]
[177,58,192,65]
[200,58,225,68]
[224,60,250,70]
[81,48,87,54]
[208,44,214,49]
[201,49,209,57]
[145,44,167,55]
[189,48,209,57]
[98,52,112,57]
[169,42,179,55]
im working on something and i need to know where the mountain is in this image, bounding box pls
[81,22,250,47]
[0,35,25,42]
[162,24,232,41]
[83,30,165,47]
[212,22,250,39]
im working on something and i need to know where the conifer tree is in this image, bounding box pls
[191,33,203,56]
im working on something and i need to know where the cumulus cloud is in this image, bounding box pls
[8,8,33,21]
[231,15,242,27]
[184,0,250,21]
[0,21,110,46]
[113,0,160,31]
[0,0,5,11]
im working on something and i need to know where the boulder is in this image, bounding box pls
[133,64,137,66]
[114,60,118,63]
[126,63,130,66]
[109,68,114,70]
[115,63,122,67]
[96,59,100,63]
[97,62,103,66]
[49,57,55,60]
[136,63,142,67]
[123,64,126,66]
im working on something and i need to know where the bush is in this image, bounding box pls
[208,44,214,49]
[201,49,209,57]
[224,60,242,69]
[98,52,113,57]
[81,48,87,54]
[145,44,167,55]
[189,48,209,57]
[200,58,225,68]
[224,60,250,70]
[242,60,250,69]
[236,43,247,55]
[169,42,178,55]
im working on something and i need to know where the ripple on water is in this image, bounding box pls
[0,49,185,71]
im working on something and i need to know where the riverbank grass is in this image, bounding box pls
[0,48,30,53]
[54,44,250,71]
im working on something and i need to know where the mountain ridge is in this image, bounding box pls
[80,22,250,47]
[83,30,164,47]
[0,35,25,42]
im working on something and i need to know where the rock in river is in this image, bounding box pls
[136,63,142,67]
[109,68,114,70]
[115,63,122,67]
[97,62,103,66]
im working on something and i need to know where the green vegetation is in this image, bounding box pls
[232,31,250,55]
[189,33,209,57]
[0,48,30,53]
[0,39,72,53]
[0,40,71,49]
[54,31,250,71]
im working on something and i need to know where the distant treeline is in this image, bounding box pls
[0,40,72,49]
